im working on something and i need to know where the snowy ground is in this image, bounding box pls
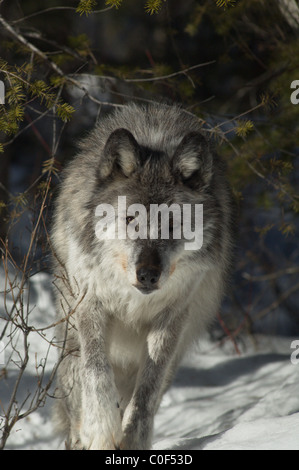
[1,271,299,450]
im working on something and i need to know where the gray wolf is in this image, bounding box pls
[51,102,235,450]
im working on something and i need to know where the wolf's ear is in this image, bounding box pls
[100,128,140,178]
[173,132,213,188]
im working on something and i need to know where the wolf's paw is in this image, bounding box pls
[120,413,152,449]
[120,430,152,450]
[79,407,123,450]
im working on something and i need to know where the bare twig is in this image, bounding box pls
[242,267,299,282]
[254,280,299,322]
[11,6,113,25]
[0,14,122,108]
[124,61,216,82]
[217,312,242,355]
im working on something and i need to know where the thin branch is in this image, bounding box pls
[0,325,30,449]
[242,267,299,282]
[0,14,64,78]
[0,14,122,108]
[11,6,113,25]
[217,312,241,355]
[254,280,299,321]
[28,292,86,334]
[125,61,216,82]
[222,136,297,204]
[214,102,264,129]
[23,32,87,64]
[2,107,53,148]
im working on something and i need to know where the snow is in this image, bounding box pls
[155,342,299,450]
[1,271,299,450]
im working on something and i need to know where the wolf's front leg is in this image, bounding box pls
[121,308,186,450]
[77,308,123,450]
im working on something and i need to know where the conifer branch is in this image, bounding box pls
[0,14,122,108]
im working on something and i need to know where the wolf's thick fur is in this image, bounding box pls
[51,103,234,450]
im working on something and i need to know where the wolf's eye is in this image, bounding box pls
[126,215,135,225]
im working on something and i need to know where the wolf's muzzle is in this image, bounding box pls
[135,248,162,294]
[135,265,161,294]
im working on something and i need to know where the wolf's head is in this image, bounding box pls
[93,125,216,295]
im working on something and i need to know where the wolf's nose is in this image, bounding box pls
[136,266,161,289]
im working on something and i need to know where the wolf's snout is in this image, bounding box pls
[136,265,161,292]
[135,248,162,293]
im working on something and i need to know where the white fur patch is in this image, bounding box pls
[118,148,137,176]
[178,155,200,178]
